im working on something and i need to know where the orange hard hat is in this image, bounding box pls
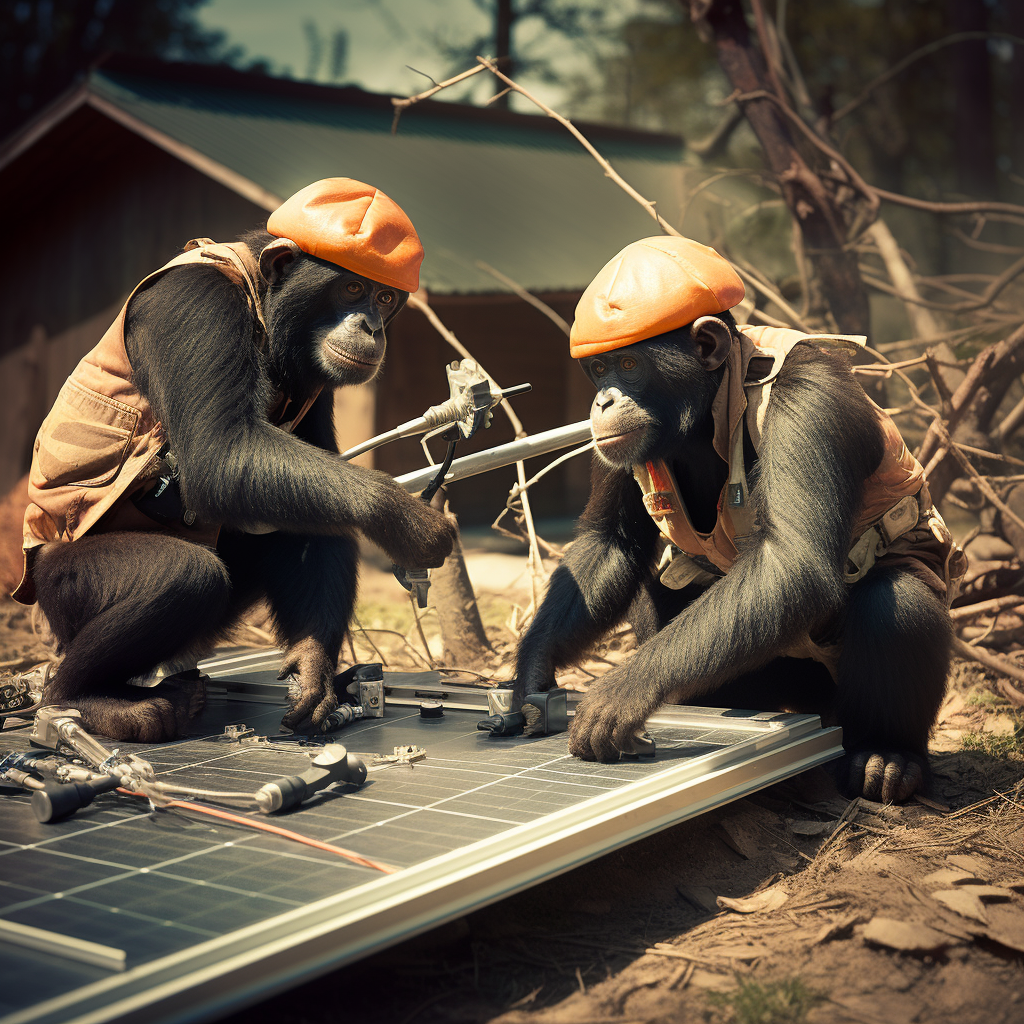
[267,178,424,292]
[569,236,745,358]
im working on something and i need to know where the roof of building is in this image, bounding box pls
[0,56,684,295]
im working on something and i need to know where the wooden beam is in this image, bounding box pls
[0,83,91,175]
[86,93,283,212]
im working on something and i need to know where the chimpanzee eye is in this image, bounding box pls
[345,281,364,297]
[620,356,637,371]
[591,360,607,377]
[377,290,395,305]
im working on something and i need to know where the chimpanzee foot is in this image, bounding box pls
[53,678,206,744]
[161,672,207,728]
[278,638,338,731]
[845,750,926,803]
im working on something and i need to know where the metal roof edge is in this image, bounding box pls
[91,53,684,152]
[84,92,282,212]
[0,77,282,214]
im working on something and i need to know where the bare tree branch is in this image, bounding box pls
[391,63,489,132]
[407,292,548,606]
[951,595,1024,622]
[729,87,880,220]
[873,188,1024,220]
[860,257,1024,313]
[394,59,807,331]
[953,638,1024,701]
[473,55,677,236]
[687,107,744,160]
[865,220,943,339]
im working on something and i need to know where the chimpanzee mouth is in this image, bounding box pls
[593,426,647,463]
[324,343,379,371]
[594,426,644,447]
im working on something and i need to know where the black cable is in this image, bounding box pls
[421,432,460,504]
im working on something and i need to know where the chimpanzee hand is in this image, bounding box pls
[401,500,458,568]
[510,655,556,709]
[278,637,339,731]
[362,487,458,570]
[568,664,659,761]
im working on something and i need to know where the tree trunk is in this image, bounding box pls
[492,0,515,110]
[690,0,870,336]
[1008,2,1024,192]
[948,0,996,199]
[432,507,494,667]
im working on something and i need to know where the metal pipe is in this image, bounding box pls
[395,420,593,493]
[339,417,431,461]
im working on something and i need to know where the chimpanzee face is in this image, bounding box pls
[580,332,721,468]
[311,267,407,385]
[263,251,408,391]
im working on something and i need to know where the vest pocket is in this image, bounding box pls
[33,378,141,488]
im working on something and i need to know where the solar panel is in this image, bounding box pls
[0,649,843,1024]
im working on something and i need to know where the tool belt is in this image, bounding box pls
[844,489,967,606]
[844,493,923,584]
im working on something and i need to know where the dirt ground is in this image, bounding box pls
[2,547,1023,1024]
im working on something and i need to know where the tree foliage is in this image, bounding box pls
[452,1,1021,206]
[0,0,249,139]
[566,0,1023,202]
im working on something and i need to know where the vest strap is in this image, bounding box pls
[277,387,324,434]
[726,420,757,548]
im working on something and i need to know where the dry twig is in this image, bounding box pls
[832,31,1024,125]
[390,63,489,132]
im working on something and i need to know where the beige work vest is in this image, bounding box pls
[632,326,965,602]
[13,239,317,605]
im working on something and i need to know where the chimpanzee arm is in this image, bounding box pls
[569,351,885,760]
[126,268,455,568]
[514,460,660,698]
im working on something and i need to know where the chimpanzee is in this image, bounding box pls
[513,236,966,802]
[12,178,456,742]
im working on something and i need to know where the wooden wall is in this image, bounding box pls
[0,109,266,492]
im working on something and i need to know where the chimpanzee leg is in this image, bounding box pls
[695,658,836,717]
[837,565,952,802]
[218,529,359,730]
[33,532,232,742]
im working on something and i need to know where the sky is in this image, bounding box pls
[202,0,521,101]
[197,0,612,111]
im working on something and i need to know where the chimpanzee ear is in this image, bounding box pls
[259,238,304,285]
[690,316,734,372]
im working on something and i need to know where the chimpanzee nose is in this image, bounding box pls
[595,387,622,411]
[359,314,382,336]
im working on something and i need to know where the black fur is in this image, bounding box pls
[34,230,456,742]
[514,323,952,801]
